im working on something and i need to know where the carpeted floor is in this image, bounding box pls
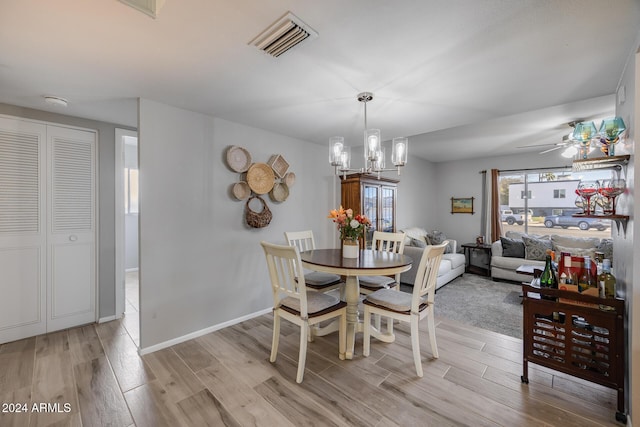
[420,274,523,339]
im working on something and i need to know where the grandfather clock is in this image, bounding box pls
[340,173,398,248]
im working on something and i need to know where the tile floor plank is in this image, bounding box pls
[196,361,297,427]
[176,388,241,427]
[74,356,133,427]
[102,332,155,393]
[0,314,623,426]
[142,348,205,403]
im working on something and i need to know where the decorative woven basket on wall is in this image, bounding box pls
[245,195,272,228]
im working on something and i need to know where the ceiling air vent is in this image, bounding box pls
[249,12,318,58]
[119,0,165,18]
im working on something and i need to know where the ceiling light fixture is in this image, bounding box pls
[329,92,408,178]
[44,96,68,107]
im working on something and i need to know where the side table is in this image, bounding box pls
[462,243,492,277]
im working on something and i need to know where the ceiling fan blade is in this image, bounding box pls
[539,145,565,154]
[517,142,557,149]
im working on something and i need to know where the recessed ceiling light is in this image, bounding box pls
[44,96,68,107]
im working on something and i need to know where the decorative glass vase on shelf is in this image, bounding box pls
[327,206,371,258]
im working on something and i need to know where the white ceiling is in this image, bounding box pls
[1,0,638,162]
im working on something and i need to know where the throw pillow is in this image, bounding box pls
[553,244,596,260]
[500,237,525,258]
[409,237,427,248]
[427,230,451,253]
[522,235,553,261]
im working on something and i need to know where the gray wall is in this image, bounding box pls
[0,103,134,320]
[137,99,439,349]
[432,151,573,245]
[617,34,638,423]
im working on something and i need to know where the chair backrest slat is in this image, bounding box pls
[284,230,316,252]
[371,231,406,254]
[413,241,448,310]
[261,241,309,315]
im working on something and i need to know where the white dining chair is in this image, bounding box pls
[284,230,343,293]
[261,241,346,383]
[358,231,407,294]
[358,230,407,334]
[362,242,447,377]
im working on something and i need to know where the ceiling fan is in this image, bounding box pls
[517,121,579,154]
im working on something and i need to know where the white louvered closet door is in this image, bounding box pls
[47,126,96,332]
[0,117,47,344]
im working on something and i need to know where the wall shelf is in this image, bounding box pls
[572,154,630,172]
[572,155,631,236]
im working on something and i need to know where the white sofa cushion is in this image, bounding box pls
[443,253,465,270]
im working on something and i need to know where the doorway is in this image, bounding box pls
[115,128,139,345]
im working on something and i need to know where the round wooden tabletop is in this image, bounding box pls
[300,249,413,276]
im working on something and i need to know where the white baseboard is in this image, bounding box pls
[98,315,117,323]
[138,308,272,356]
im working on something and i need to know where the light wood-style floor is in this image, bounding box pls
[0,311,620,426]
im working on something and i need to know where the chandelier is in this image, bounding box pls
[329,92,408,177]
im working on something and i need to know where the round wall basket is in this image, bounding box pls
[283,172,296,187]
[226,146,252,173]
[232,181,251,200]
[269,182,290,202]
[246,162,275,194]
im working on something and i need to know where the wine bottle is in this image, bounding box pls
[540,254,557,289]
[578,256,595,293]
[601,259,616,299]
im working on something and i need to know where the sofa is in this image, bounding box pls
[398,227,466,290]
[491,231,613,283]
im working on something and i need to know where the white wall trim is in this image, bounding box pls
[115,128,137,320]
[98,315,117,323]
[125,267,139,273]
[138,308,272,355]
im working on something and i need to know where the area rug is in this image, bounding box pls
[429,275,523,339]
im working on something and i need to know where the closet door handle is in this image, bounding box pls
[68,235,78,242]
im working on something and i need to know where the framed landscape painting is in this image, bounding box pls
[451,197,474,214]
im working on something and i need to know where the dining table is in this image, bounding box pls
[300,248,413,359]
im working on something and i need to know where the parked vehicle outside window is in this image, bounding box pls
[543,214,610,231]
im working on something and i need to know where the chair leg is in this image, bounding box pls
[297,321,309,383]
[270,312,280,363]
[374,314,381,331]
[427,307,439,359]
[386,316,394,335]
[363,307,371,357]
[339,312,346,360]
[410,314,423,377]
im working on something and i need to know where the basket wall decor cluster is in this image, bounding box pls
[225,145,295,228]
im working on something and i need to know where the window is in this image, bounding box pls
[553,189,566,199]
[124,168,139,214]
[498,168,611,241]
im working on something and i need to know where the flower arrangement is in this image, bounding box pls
[327,206,371,241]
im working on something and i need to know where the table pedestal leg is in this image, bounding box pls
[344,275,359,359]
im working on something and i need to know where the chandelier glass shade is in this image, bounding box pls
[329,92,408,176]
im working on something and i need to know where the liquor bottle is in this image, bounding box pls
[559,252,574,286]
[578,256,595,293]
[540,254,557,289]
[601,259,616,299]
